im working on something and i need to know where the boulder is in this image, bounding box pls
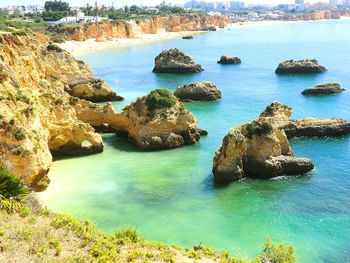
[275,59,327,74]
[174,81,221,101]
[217,55,241,64]
[302,82,345,96]
[213,120,313,184]
[152,48,203,73]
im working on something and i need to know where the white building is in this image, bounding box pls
[3,5,44,14]
[48,14,108,25]
[25,5,44,14]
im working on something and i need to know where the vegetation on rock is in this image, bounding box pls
[241,121,273,138]
[145,89,177,111]
[47,43,63,52]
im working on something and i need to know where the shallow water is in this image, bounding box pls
[39,19,350,262]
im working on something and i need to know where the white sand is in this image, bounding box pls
[58,31,205,57]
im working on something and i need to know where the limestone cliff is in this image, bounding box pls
[70,14,230,41]
[0,33,107,191]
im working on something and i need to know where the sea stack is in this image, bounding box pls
[302,82,345,96]
[275,59,326,74]
[213,119,314,184]
[152,48,203,73]
[217,55,241,64]
[174,81,222,101]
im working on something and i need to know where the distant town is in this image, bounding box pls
[1,0,350,25]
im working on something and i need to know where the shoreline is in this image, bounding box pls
[58,30,206,57]
[58,17,349,57]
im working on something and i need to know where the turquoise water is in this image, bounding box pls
[39,20,350,262]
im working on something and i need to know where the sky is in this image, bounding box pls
[0,0,329,7]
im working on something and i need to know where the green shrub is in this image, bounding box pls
[115,226,141,243]
[14,128,27,140]
[261,238,296,263]
[0,163,28,200]
[241,121,273,139]
[145,89,177,111]
[47,43,63,52]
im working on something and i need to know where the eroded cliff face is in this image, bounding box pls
[71,14,229,41]
[0,34,106,191]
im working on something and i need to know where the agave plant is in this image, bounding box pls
[0,163,28,212]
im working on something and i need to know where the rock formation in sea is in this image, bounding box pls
[75,89,206,150]
[260,102,350,138]
[302,82,345,96]
[275,59,327,74]
[217,55,241,64]
[68,14,229,41]
[213,100,350,184]
[212,119,314,184]
[182,36,193,39]
[152,49,203,73]
[174,81,221,101]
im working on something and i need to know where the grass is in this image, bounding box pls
[145,89,177,111]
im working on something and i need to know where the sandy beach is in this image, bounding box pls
[58,30,206,57]
[58,18,348,57]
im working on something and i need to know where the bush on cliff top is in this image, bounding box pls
[145,89,177,111]
[47,43,63,52]
[241,121,273,139]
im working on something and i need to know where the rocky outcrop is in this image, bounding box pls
[283,118,350,138]
[217,55,241,64]
[275,59,327,74]
[259,102,350,138]
[43,44,123,102]
[69,14,229,41]
[213,120,313,184]
[302,82,345,96]
[174,81,221,101]
[152,49,203,73]
[74,89,206,150]
[0,34,106,191]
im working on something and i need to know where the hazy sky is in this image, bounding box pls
[0,0,328,7]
